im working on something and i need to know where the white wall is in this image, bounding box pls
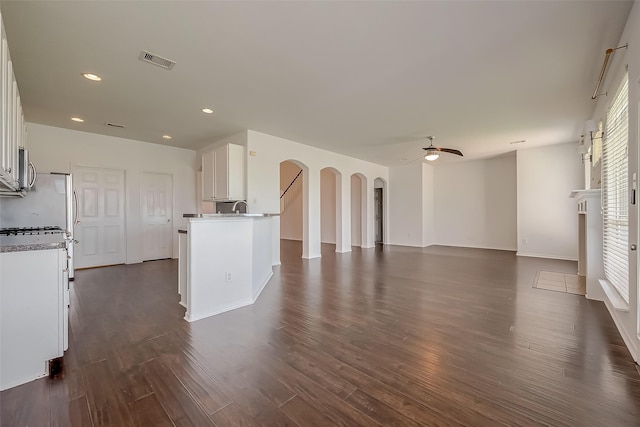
[422,163,435,246]
[388,162,428,247]
[320,168,337,244]
[516,143,582,260]
[26,123,197,263]
[588,1,640,362]
[245,130,388,258]
[434,152,517,250]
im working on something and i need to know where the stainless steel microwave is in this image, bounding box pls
[18,148,36,191]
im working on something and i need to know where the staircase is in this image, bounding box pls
[280,170,302,213]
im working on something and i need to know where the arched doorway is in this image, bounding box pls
[374,178,387,244]
[280,160,305,257]
[320,167,342,253]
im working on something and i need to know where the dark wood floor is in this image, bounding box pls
[2,241,640,426]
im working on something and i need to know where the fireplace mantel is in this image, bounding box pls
[570,189,605,301]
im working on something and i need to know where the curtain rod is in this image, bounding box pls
[592,44,628,100]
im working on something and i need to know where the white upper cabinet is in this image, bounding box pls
[201,143,245,202]
[0,12,25,191]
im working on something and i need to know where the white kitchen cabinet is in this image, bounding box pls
[0,11,24,191]
[0,248,68,391]
[201,143,245,202]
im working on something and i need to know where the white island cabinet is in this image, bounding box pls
[0,246,68,391]
[182,214,277,322]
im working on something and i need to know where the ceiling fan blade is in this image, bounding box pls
[421,146,463,156]
[439,148,463,157]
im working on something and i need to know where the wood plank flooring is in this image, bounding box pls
[2,241,640,426]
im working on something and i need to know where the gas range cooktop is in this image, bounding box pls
[0,226,64,236]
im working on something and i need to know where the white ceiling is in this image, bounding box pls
[0,1,633,166]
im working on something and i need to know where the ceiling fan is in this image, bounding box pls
[422,136,463,161]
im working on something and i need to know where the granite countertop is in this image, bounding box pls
[0,234,67,253]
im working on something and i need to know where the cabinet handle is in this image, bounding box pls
[28,162,37,187]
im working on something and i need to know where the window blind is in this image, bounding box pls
[602,73,629,302]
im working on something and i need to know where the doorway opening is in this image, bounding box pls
[374,178,385,244]
[350,173,366,248]
[280,160,305,258]
[321,167,340,252]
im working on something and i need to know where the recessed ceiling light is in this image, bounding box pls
[202,108,214,114]
[162,135,172,140]
[71,117,84,123]
[82,73,102,81]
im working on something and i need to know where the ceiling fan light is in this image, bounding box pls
[424,152,439,161]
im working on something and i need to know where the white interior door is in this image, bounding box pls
[74,166,125,269]
[142,172,173,261]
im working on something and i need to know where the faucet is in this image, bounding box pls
[232,200,248,213]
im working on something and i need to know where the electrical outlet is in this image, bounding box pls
[225,272,232,283]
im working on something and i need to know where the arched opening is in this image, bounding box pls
[320,167,341,253]
[350,173,367,248]
[280,160,306,258]
[374,178,387,244]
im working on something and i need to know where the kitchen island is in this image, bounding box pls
[181,213,279,322]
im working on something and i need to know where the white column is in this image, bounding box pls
[303,167,322,259]
[336,173,352,252]
[361,176,376,248]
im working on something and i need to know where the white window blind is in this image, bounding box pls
[602,73,629,302]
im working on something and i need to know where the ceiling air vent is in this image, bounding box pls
[105,122,125,129]
[138,50,176,70]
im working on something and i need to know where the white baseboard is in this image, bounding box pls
[184,299,253,323]
[252,271,273,301]
[598,280,638,363]
[0,371,48,392]
[516,252,578,262]
[335,248,352,253]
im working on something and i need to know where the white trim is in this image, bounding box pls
[0,372,47,392]
[252,271,273,301]
[601,301,638,363]
[516,252,578,262]
[302,253,322,259]
[184,299,253,323]
[437,243,517,252]
[599,279,629,312]
[335,248,352,253]
[569,189,602,199]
